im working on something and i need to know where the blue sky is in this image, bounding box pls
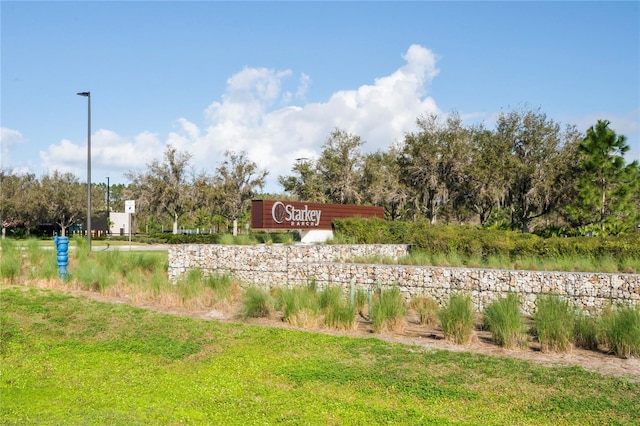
[2,1,639,193]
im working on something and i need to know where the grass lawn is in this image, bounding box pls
[1,286,638,425]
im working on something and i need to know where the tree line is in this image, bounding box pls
[281,108,639,235]
[0,149,267,237]
[1,107,639,237]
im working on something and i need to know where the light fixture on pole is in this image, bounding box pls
[77,91,91,250]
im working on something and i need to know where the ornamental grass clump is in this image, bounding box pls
[202,272,237,302]
[398,250,431,266]
[410,296,439,326]
[372,287,407,333]
[100,249,124,275]
[276,284,320,327]
[73,257,112,292]
[599,304,640,358]
[175,268,206,304]
[0,239,20,281]
[482,293,525,349]
[355,289,369,318]
[533,294,574,352]
[241,286,274,319]
[319,286,356,330]
[218,233,236,245]
[73,236,91,259]
[573,311,599,350]
[126,251,167,273]
[26,239,43,265]
[148,269,170,296]
[318,285,342,310]
[439,293,475,344]
[172,269,238,309]
[29,253,59,280]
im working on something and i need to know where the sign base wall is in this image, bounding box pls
[300,230,334,243]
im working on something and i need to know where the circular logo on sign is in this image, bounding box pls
[271,201,286,224]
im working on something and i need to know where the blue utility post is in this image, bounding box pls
[53,233,69,279]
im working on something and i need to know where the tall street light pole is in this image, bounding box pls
[106,176,110,236]
[106,176,110,213]
[77,91,91,250]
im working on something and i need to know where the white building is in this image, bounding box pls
[109,212,132,236]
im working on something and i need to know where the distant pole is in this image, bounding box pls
[77,91,91,250]
[106,176,110,236]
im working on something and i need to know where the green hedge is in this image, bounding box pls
[332,217,409,244]
[140,231,299,245]
[152,233,221,244]
[333,218,640,261]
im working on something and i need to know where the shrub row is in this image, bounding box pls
[333,218,640,262]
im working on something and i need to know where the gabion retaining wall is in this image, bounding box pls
[168,244,640,315]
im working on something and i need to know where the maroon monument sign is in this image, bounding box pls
[251,200,384,231]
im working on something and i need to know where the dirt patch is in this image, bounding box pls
[15,283,640,382]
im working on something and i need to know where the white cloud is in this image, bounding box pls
[192,44,441,191]
[175,118,200,140]
[1,127,25,169]
[40,129,164,180]
[26,44,443,189]
[296,73,311,99]
[566,109,640,163]
[0,127,24,146]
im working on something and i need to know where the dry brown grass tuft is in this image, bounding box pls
[286,309,321,328]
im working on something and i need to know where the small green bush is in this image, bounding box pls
[410,296,439,326]
[333,217,408,244]
[599,304,640,358]
[534,295,574,352]
[482,293,525,348]
[372,287,407,333]
[241,286,274,319]
[439,293,475,344]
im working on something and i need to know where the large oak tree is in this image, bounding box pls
[213,150,268,234]
[125,145,194,234]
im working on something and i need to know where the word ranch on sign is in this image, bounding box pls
[271,201,322,227]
